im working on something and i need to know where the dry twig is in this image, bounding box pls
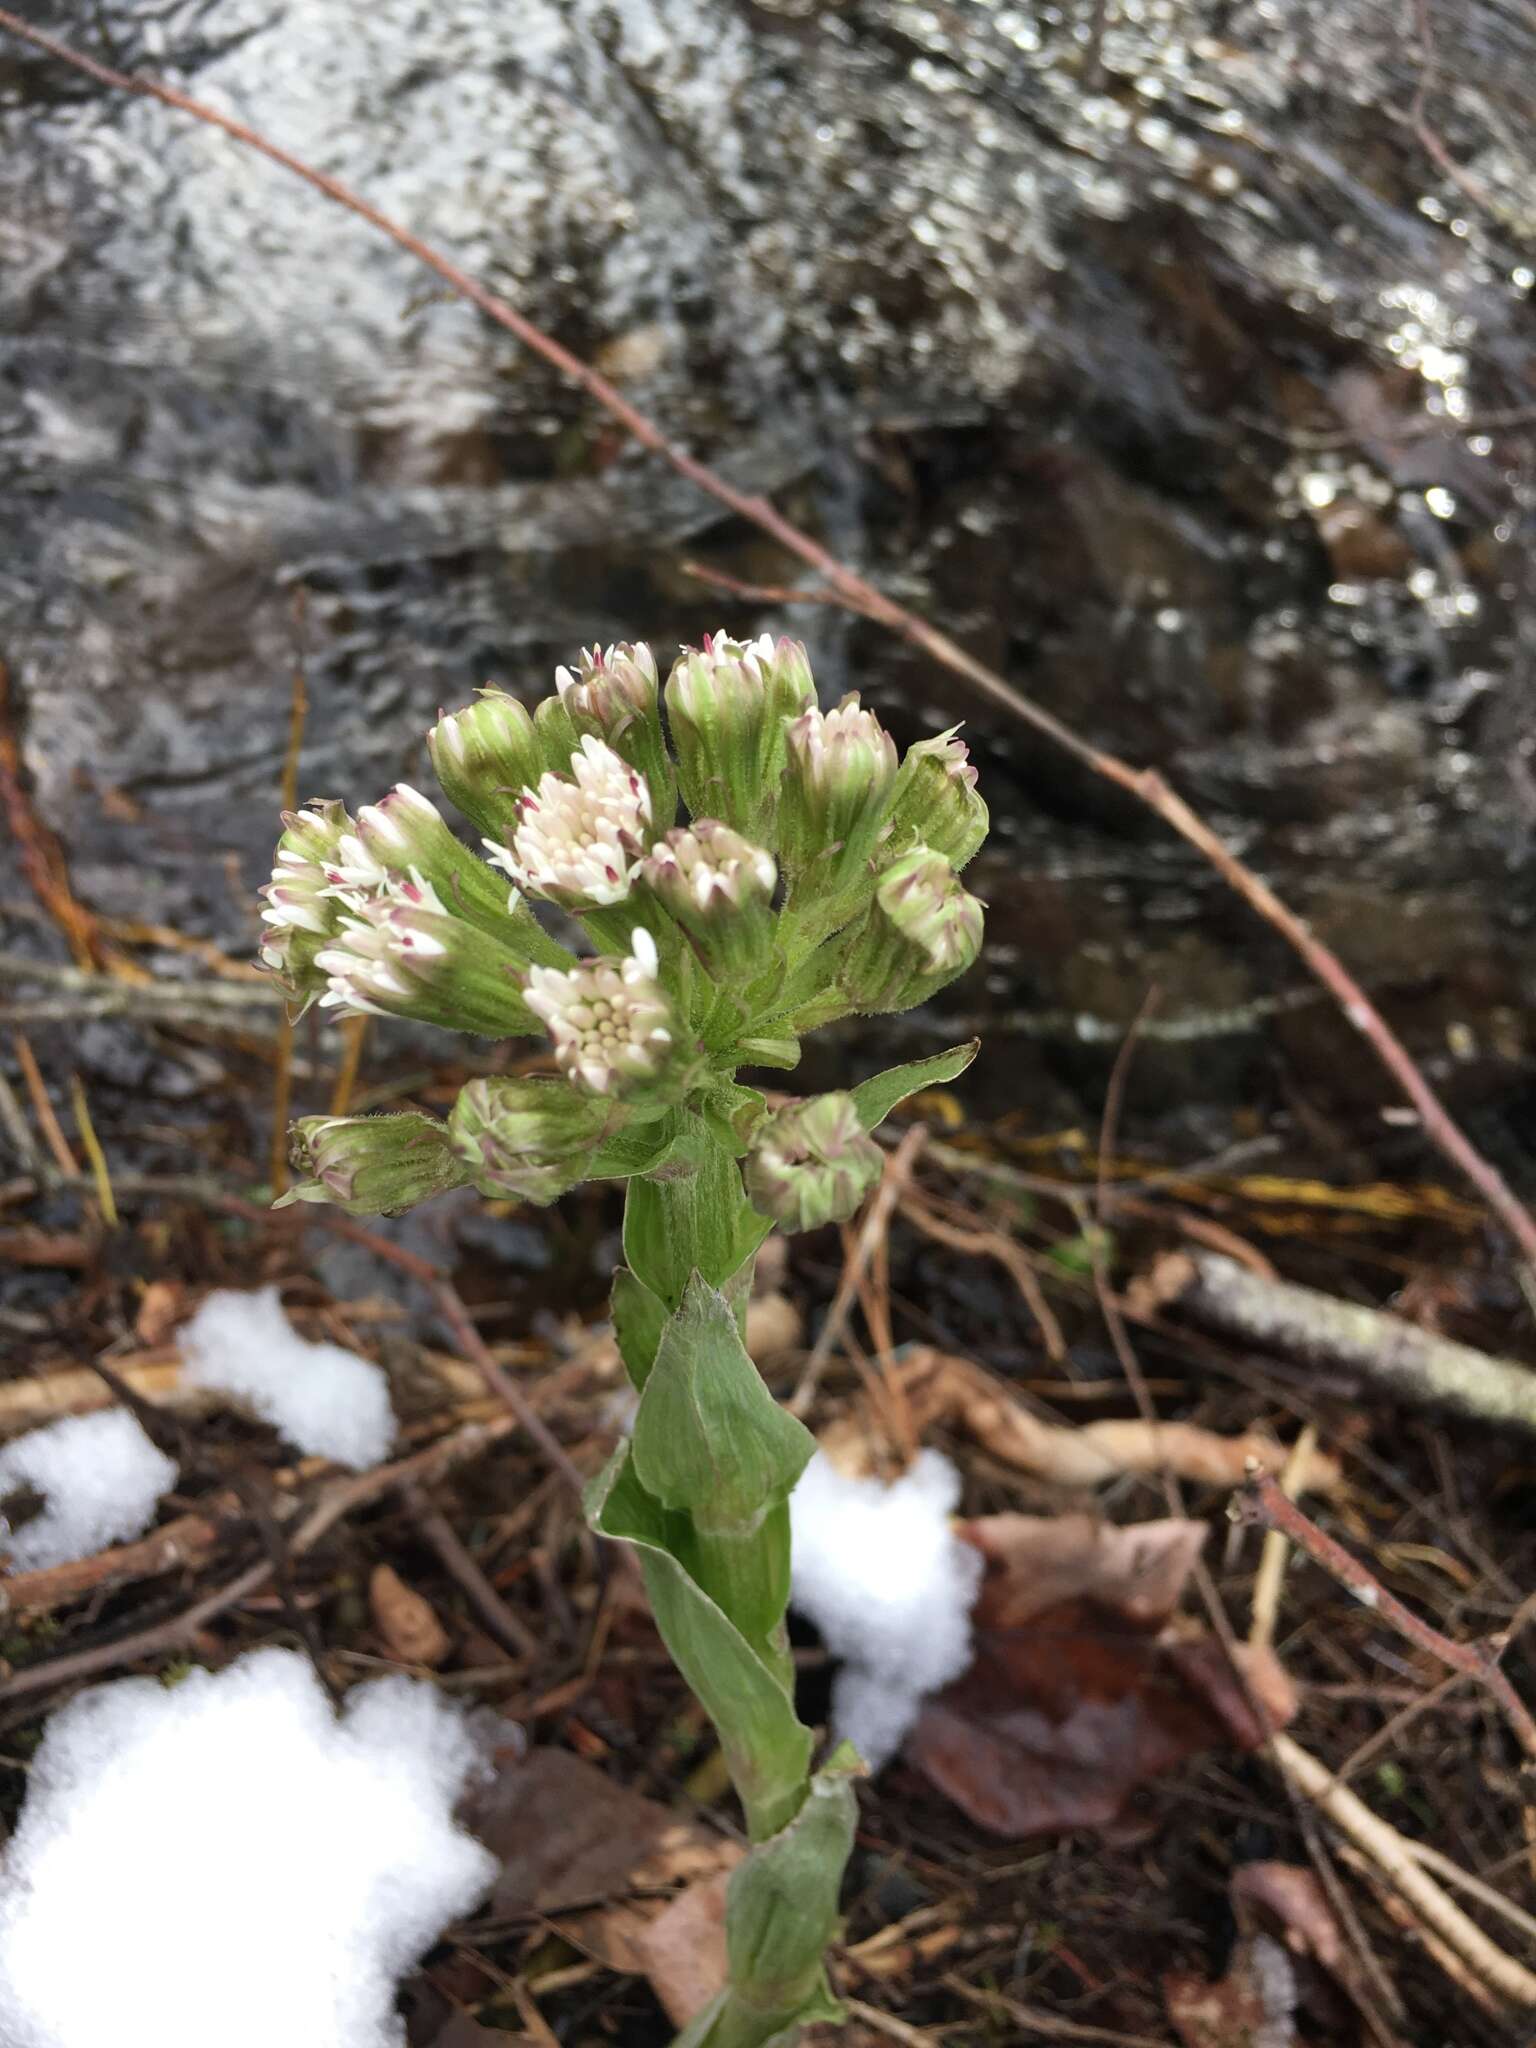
[1270,1733,1536,2007]
[1137,1249,1536,1436]
[1235,1471,1536,1763]
[789,1123,929,1419]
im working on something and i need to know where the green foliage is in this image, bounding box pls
[849,1039,980,1132]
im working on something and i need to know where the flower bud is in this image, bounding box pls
[744,1093,882,1232]
[257,800,356,1001]
[278,1112,466,1215]
[777,694,899,898]
[881,727,988,872]
[555,641,675,821]
[314,875,541,1038]
[523,928,691,1100]
[449,1075,625,1204]
[836,847,983,1015]
[534,691,581,773]
[639,821,778,979]
[428,691,543,841]
[663,631,816,837]
[488,735,653,913]
[343,783,521,938]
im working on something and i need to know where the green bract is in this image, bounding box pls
[278,1111,469,1216]
[259,629,988,2047]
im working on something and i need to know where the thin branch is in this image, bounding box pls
[1270,1732,1536,2007]
[0,9,1532,1269]
[0,1411,519,1701]
[789,1123,928,1418]
[1235,1471,1536,1763]
[407,1481,541,1661]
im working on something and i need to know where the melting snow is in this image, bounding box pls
[179,1286,395,1467]
[0,1410,177,1571]
[0,1648,496,2048]
[789,1448,983,1771]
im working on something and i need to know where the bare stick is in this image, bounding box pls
[789,1123,928,1417]
[1270,1733,1536,2007]
[1136,1249,1536,1436]
[407,1481,541,1661]
[1235,1472,1536,1763]
[0,1412,519,1700]
[1248,1422,1318,1651]
[0,11,1531,1267]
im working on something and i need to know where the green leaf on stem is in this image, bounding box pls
[587,1112,683,1182]
[623,1118,772,1311]
[673,1751,860,2048]
[849,1038,979,1133]
[586,1443,812,1843]
[611,1265,670,1389]
[631,1275,812,1526]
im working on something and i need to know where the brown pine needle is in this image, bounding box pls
[329,1016,369,1117]
[12,1032,78,1175]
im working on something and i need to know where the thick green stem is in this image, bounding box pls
[585,1117,854,2042]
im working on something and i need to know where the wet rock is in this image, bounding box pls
[4,0,1536,1153]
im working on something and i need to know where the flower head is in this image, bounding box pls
[258,800,357,999]
[663,632,815,836]
[314,874,539,1038]
[523,929,685,1098]
[744,1092,883,1232]
[449,1076,625,1204]
[555,641,659,731]
[490,735,652,911]
[881,727,988,871]
[837,847,983,1015]
[640,821,778,977]
[555,640,674,822]
[777,694,899,897]
[278,1112,467,1215]
[427,691,544,841]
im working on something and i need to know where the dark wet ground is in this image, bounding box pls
[4,0,1536,1188]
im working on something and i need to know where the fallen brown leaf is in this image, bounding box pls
[1232,1863,1343,1972]
[963,1513,1209,1628]
[907,1513,1295,1839]
[471,1748,740,2020]
[369,1563,451,1667]
[630,1869,734,2027]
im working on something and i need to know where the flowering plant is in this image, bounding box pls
[261,632,986,2045]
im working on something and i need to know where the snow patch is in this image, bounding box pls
[789,1448,983,1771]
[179,1286,395,1467]
[0,1648,497,2048]
[0,1410,177,1571]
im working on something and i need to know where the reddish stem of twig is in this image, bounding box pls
[1235,1471,1536,1764]
[2,9,1532,1267]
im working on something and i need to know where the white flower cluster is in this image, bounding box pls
[491,735,652,908]
[311,873,449,1015]
[646,822,776,914]
[524,928,674,1094]
[786,694,895,792]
